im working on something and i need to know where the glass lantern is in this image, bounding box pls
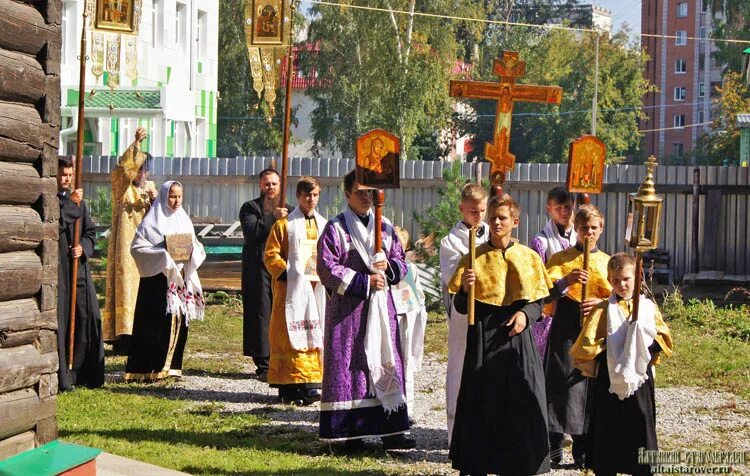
[626,156,663,253]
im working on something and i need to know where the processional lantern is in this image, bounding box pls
[243,0,295,117]
[626,156,663,322]
[626,156,663,253]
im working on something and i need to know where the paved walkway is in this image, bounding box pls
[97,452,191,476]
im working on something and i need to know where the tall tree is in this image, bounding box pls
[302,0,484,159]
[696,72,750,164]
[711,0,750,75]
[217,0,284,157]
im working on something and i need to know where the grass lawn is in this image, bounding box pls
[58,293,749,474]
[59,303,435,476]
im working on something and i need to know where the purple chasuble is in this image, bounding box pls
[316,212,410,441]
[530,220,576,360]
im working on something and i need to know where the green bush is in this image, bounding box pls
[662,289,750,342]
[414,161,480,310]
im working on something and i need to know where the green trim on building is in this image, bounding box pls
[166,120,174,156]
[138,118,151,152]
[198,61,203,74]
[166,66,172,83]
[110,118,119,155]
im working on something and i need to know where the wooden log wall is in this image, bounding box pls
[0,0,61,460]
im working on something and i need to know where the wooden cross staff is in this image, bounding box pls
[450,50,563,197]
[450,50,563,324]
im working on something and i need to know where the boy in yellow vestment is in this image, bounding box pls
[264,176,327,405]
[570,253,672,476]
[448,194,553,476]
[544,204,612,468]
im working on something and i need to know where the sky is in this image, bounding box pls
[595,0,642,34]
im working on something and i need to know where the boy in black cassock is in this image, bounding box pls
[57,157,105,391]
[447,195,552,476]
[570,253,673,476]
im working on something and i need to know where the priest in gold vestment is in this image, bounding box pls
[263,176,326,405]
[103,127,158,353]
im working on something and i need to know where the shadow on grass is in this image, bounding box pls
[105,384,279,406]
[179,464,389,476]
[61,424,322,455]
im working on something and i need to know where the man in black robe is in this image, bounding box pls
[57,157,105,391]
[239,168,292,381]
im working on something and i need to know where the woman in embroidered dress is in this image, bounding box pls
[125,181,206,382]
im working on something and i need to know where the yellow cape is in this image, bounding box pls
[546,247,612,302]
[448,242,552,307]
[570,298,674,377]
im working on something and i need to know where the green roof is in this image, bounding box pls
[744,47,750,54]
[66,89,161,109]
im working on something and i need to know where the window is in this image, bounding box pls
[153,0,163,48]
[675,59,687,73]
[710,81,721,97]
[176,1,188,51]
[674,115,686,127]
[698,82,706,97]
[675,30,688,45]
[698,110,705,124]
[699,27,707,39]
[701,0,709,13]
[197,10,208,59]
[674,87,687,101]
[677,2,688,17]
[673,143,684,158]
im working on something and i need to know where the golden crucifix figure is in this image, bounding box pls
[450,51,563,188]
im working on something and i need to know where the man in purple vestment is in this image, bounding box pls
[316,170,416,451]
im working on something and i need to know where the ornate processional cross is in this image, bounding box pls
[450,51,563,190]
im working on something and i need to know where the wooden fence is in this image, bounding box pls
[82,156,750,281]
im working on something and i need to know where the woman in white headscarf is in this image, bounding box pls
[125,181,206,382]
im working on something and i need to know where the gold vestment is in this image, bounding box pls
[264,217,323,385]
[448,242,552,306]
[570,298,673,377]
[103,142,152,341]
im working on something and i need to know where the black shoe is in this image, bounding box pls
[302,389,321,405]
[381,434,417,450]
[343,439,366,451]
[255,369,268,382]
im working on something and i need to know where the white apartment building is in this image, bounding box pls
[60,0,219,158]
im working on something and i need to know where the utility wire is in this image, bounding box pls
[304,0,750,45]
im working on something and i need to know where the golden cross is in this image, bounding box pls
[450,51,563,185]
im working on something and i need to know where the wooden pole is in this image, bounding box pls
[69,7,88,369]
[373,190,384,254]
[279,2,296,207]
[468,227,476,326]
[580,236,591,324]
[691,167,700,274]
[632,252,644,322]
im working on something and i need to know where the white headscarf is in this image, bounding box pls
[131,180,206,322]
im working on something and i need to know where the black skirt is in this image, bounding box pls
[586,352,657,476]
[125,274,188,381]
[545,296,591,435]
[450,300,550,476]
